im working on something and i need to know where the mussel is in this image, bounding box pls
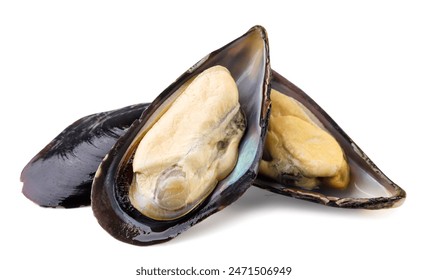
[254,71,406,209]
[90,26,270,245]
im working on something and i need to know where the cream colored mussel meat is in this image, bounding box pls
[129,65,246,220]
[260,89,350,190]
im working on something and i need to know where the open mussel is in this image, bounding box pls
[254,70,406,209]
[91,26,270,245]
[21,103,149,208]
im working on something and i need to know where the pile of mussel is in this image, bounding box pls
[21,26,406,246]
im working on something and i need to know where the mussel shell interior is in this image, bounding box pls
[254,70,406,209]
[91,26,270,245]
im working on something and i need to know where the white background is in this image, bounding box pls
[1,1,427,279]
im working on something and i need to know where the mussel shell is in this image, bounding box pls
[21,103,149,208]
[254,70,406,209]
[91,26,271,245]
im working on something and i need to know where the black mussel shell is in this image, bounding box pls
[253,70,406,209]
[21,103,149,208]
[91,26,271,245]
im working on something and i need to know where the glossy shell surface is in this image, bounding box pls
[21,103,149,208]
